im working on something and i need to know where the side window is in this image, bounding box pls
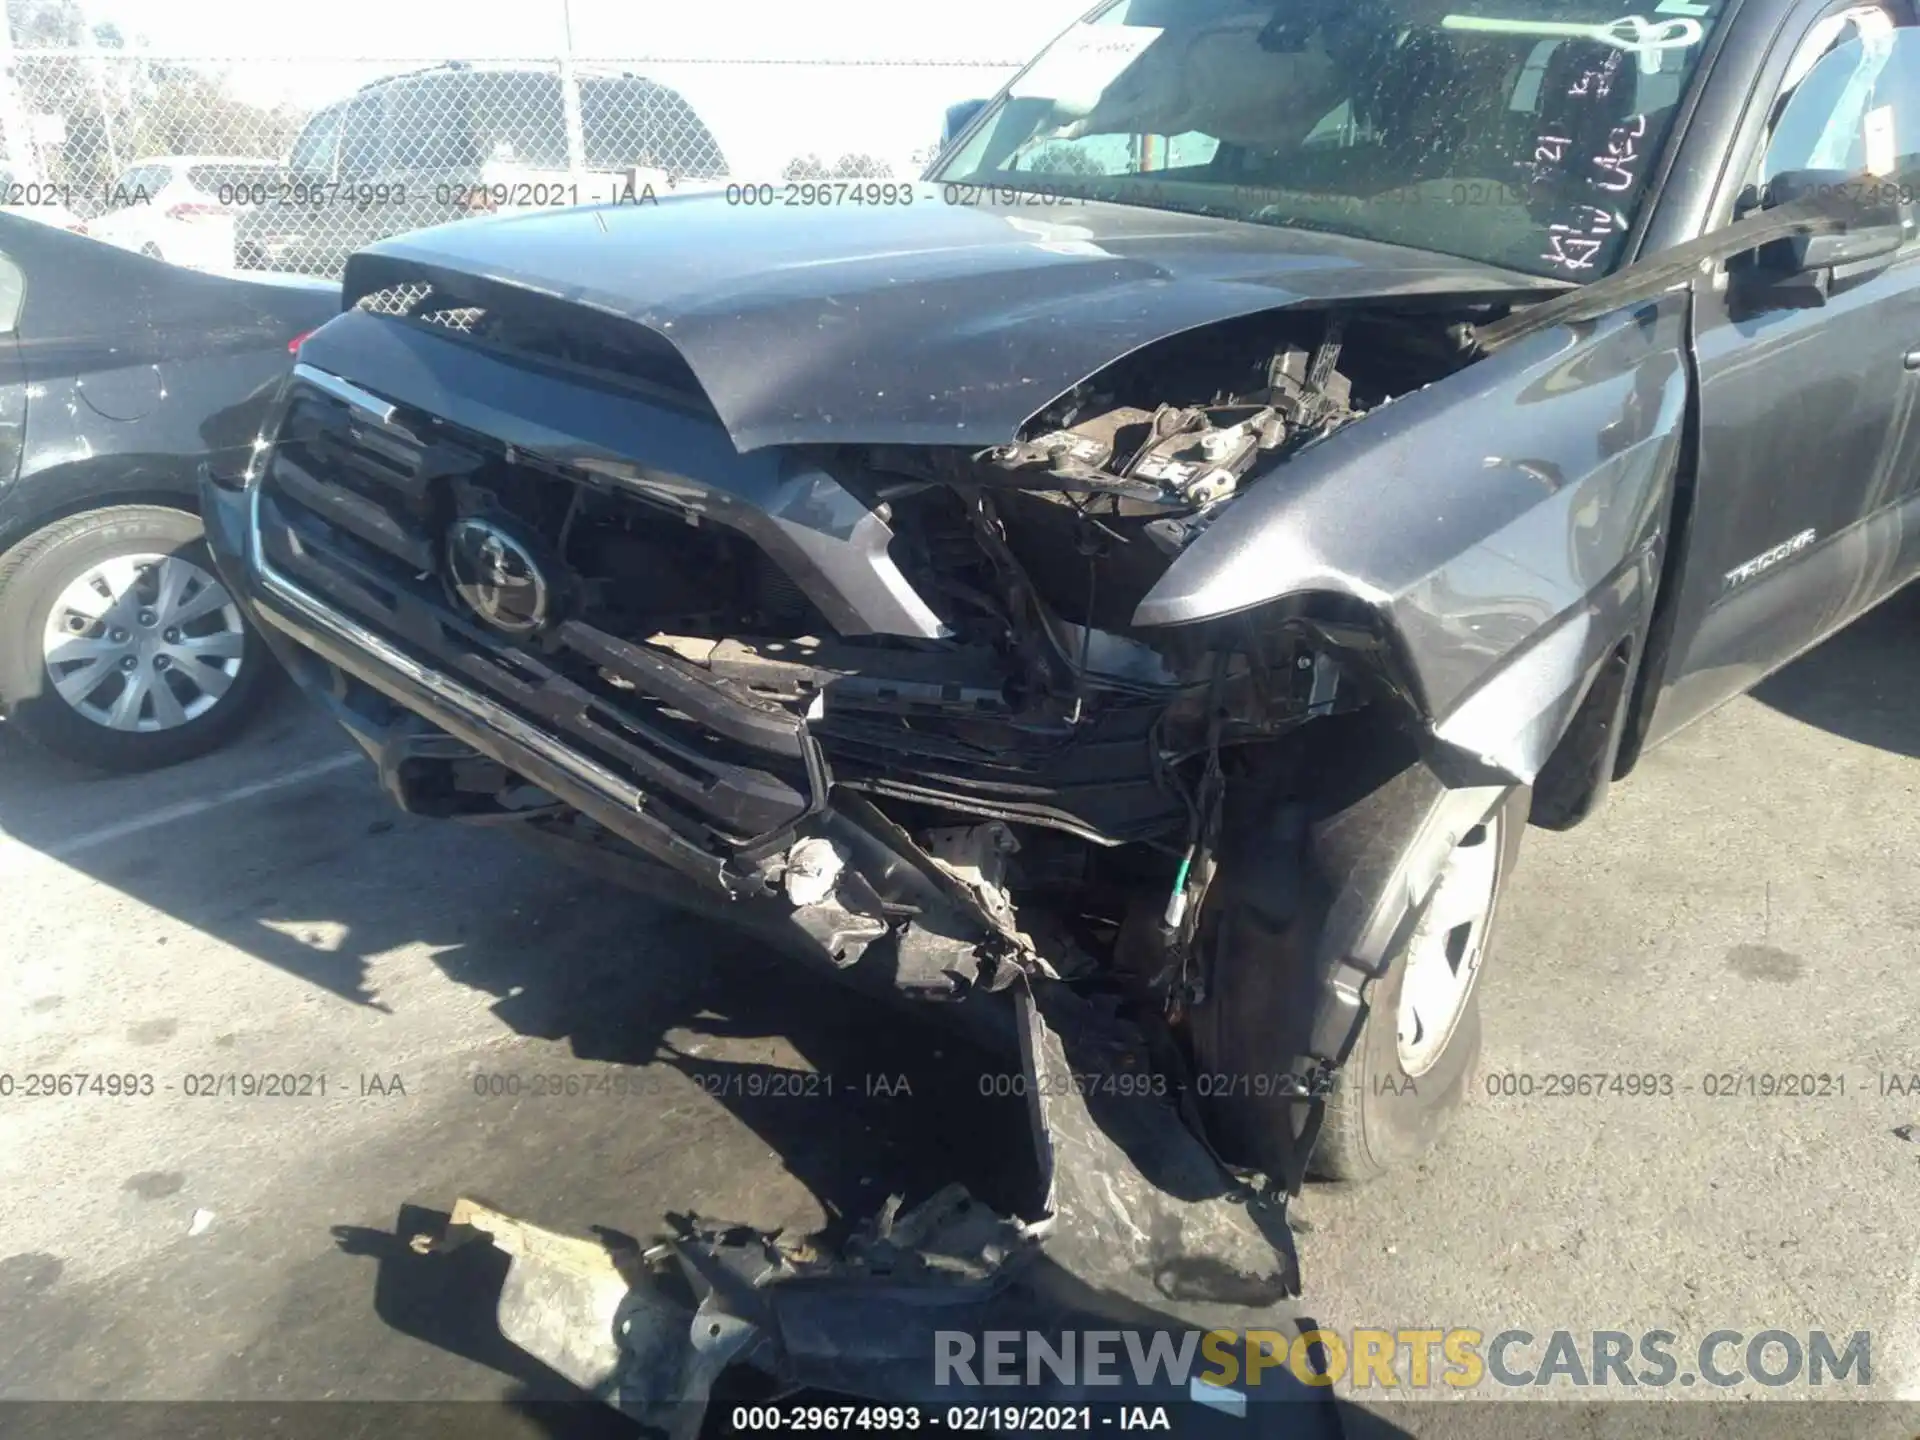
[1303,100,1357,146]
[580,76,726,177]
[0,250,22,335]
[465,73,566,168]
[1758,8,1910,184]
[339,93,390,181]
[388,76,473,170]
[290,105,343,178]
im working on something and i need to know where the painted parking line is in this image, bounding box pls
[0,750,364,879]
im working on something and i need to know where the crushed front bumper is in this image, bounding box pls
[200,469,1022,1018]
[202,471,1313,1420]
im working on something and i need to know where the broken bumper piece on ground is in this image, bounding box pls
[423,983,1319,1435]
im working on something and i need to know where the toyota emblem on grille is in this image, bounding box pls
[445,518,550,635]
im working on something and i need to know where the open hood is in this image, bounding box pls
[346,187,1554,452]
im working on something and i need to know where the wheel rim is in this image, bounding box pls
[1395,813,1502,1077]
[41,552,245,733]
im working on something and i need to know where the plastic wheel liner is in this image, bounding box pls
[420,980,1333,1434]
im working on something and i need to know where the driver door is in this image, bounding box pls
[1646,3,1920,744]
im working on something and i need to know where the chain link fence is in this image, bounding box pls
[0,44,1028,277]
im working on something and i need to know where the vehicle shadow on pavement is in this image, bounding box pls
[436,896,1047,1234]
[6,688,1064,1203]
[311,905,1335,1434]
[323,908,1339,1432]
[0,681,321,848]
[1750,581,1920,757]
[12,728,1309,1420]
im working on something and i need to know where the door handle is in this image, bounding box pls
[1904,350,1920,370]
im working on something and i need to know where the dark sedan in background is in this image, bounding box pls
[0,218,338,770]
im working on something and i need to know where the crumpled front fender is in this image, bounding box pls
[1137,293,1690,784]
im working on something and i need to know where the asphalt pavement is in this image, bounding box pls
[1,585,1917,1438]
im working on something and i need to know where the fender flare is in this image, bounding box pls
[1186,713,1520,1191]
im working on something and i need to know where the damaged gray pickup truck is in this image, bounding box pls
[199,0,1920,1420]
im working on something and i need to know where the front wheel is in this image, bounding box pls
[1185,757,1527,1188]
[0,505,272,771]
[1311,792,1525,1181]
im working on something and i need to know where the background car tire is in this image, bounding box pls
[1310,787,1527,1182]
[0,505,272,771]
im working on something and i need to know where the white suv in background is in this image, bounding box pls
[87,156,282,271]
[0,166,87,233]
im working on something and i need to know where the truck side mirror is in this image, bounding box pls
[1729,167,1910,312]
[942,100,987,152]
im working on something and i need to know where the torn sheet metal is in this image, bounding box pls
[440,1198,636,1397]
[1015,979,1299,1318]
[1137,292,1688,787]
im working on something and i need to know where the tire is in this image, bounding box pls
[0,505,272,771]
[139,242,164,261]
[1186,757,1527,1187]
[1312,788,1527,1182]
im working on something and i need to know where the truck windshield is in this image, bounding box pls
[934,0,1727,279]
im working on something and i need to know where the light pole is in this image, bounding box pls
[90,56,120,177]
[559,0,585,174]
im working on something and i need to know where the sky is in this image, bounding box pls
[70,0,1096,175]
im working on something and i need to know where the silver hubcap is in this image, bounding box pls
[41,553,245,732]
[1396,814,1502,1077]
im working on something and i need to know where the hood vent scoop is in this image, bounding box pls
[346,261,717,422]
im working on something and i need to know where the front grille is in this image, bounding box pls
[819,702,1180,844]
[255,373,815,849]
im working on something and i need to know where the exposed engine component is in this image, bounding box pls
[1015,401,1289,506]
[982,327,1360,514]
